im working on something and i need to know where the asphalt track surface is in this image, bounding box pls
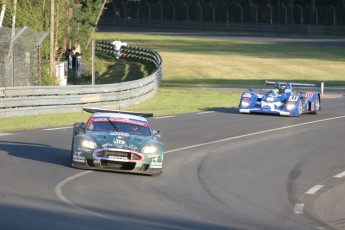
[0,94,344,230]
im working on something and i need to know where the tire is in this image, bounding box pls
[70,139,75,164]
[311,97,320,114]
[297,100,303,116]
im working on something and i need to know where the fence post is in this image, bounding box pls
[92,40,95,85]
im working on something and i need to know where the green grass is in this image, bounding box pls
[1,32,344,132]
[126,88,242,116]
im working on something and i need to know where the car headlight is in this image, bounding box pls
[286,103,295,111]
[81,140,97,149]
[241,100,250,107]
[141,146,159,157]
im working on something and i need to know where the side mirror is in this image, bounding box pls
[73,122,86,135]
[152,130,163,138]
[74,122,86,128]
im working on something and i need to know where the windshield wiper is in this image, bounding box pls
[107,118,119,132]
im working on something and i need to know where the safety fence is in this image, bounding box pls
[0,27,48,87]
[99,18,345,36]
[0,45,162,118]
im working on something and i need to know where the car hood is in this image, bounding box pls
[89,131,151,151]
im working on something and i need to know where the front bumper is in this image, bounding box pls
[71,147,163,175]
[239,108,291,116]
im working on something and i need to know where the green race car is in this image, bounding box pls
[71,108,164,176]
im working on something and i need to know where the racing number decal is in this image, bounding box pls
[289,96,299,101]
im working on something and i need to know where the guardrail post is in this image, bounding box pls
[169,1,176,21]
[313,5,318,25]
[281,4,287,25]
[157,2,163,22]
[145,1,151,22]
[209,2,215,24]
[329,5,336,26]
[267,4,272,24]
[236,3,243,24]
[250,3,257,24]
[183,2,189,22]
[197,1,203,22]
[297,4,303,24]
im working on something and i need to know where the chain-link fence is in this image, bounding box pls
[0,27,48,87]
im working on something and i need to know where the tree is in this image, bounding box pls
[2,0,107,85]
[0,0,7,27]
[50,0,54,81]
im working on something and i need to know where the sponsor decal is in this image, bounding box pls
[243,93,252,97]
[110,132,129,137]
[150,157,163,168]
[73,151,85,162]
[113,139,126,145]
[102,143,113,148]
[305,92,315,99]
[90,118,149,127]
[73,156,85,162]
[108,155,128,160]
[129,145,138,151]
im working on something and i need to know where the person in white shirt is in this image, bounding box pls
[111,38,127,60]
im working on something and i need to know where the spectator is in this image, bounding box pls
[65,49,74,70]
[111,38,127,60]
[74,52,81,70]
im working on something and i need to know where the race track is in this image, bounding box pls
[0,95,344,230]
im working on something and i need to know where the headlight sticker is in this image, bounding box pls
[150,156,163,168]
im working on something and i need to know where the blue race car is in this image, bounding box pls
[238,81,321,117]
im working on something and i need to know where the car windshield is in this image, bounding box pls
[88,121,151,136]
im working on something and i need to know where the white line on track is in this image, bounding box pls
[196,111,214,115]
[55,171,108,218]
[0,133,12,136]
[56,115,345,216]
[44,126,71,131]
[165,115,345,154]
[305,185,324,195]
[153,115,175,119]
[334,171,345,178]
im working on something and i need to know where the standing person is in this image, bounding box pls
[68,49,74,70]
[111,38,127,60]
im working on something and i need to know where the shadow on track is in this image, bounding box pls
[0,140,70,167]
[203,107,240,114]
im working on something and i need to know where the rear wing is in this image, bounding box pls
[265,80,324,96]
[83,107,153,118]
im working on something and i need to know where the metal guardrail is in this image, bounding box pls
[0,46,163,118]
